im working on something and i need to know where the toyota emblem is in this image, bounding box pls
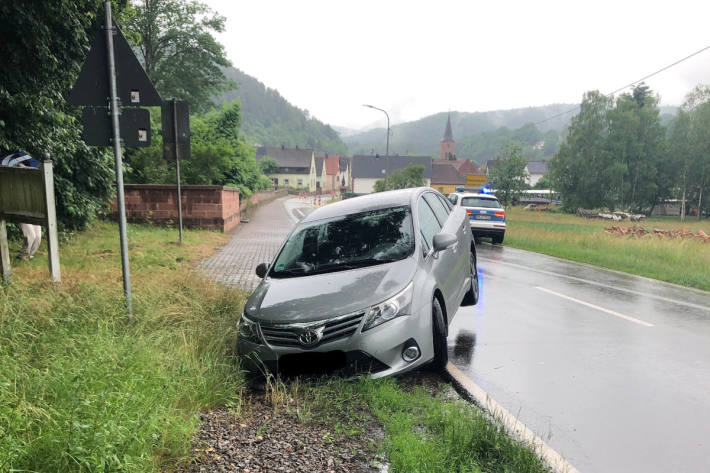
[298,328,321,346]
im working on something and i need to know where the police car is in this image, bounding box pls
[447,187,506,244]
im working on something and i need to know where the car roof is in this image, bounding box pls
[300,187,432,223]
[453,192,499,199]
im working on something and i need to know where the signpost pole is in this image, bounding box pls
[173,99,183,244]
[105,1,132,314]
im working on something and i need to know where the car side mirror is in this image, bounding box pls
[255,262,269,278]
[433,233,457,252]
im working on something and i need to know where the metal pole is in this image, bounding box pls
[385,111,390,189]
[105,1,132,314]
[363,104,390,189]
[173,99,183,244]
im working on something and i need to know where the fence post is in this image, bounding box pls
[41,154,61,283]
[0,220,10,284]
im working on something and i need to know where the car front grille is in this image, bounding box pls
[260,311,366,348]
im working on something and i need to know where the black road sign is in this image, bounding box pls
[161,100,191,160]
[81,107,151,147]
[69,21,161,107]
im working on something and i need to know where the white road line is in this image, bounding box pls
[479,257,710,312]
[447,363,581,473]
[535,286,655,327]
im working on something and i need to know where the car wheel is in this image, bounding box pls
[492,233,504,244]
[430,298,448,371]
[461,252,479,306]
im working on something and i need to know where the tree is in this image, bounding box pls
[488,141,528,208]
[125,102,272,194]
[0,0,121,230]
[605,84,667,213]
[373,164,426,192]
[671,85,710,220]
[532,174,552,189]
[259,157,279,175]
[688,101,710,220]
[548,91,614,211]
[125,0,231,113]
[669,109,693,220]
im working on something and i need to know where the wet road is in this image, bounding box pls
[448,244,710,473]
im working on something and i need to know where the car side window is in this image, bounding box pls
[448,194,458,206]
[420,230,430,254]
[437,193,453,211]
[418,197,442,253]
[423,193,449,226]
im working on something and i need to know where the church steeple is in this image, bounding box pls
[440,113,455,159]
[442,113,454,142]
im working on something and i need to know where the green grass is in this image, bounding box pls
[303,377,551,473]
[1,221,555,472]
[0,222,245,472]
[504,208,710,290]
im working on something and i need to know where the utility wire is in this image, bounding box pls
[534,44,710,127]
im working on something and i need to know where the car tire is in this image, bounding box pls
[492,233,504,244]
[461,252,479,306]
[430,298,448,371]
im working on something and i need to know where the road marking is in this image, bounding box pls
[446,363,581,473]
[478,256,710,313]
[535,286,654,327]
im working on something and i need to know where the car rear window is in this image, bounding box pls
[461,196,502,208]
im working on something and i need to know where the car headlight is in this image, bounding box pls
[362,282,414,331]
[238,314,263,344]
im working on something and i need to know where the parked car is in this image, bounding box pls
[448,192,506,244]
[238,187,478,378]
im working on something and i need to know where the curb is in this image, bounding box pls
[445,362,581,473]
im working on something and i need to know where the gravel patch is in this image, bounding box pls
[184,391,382,473]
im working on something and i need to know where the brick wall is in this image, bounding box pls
[112,184,241,232]
[113,185,287,232]
[239,190,287,212]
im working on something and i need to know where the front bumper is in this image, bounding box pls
[237,306,433,379]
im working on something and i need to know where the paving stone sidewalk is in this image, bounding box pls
[200,197,297,291]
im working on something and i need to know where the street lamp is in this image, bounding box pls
[363,104,390,185]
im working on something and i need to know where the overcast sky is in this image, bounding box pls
[202,0,710,130]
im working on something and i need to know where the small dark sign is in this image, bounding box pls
[81,107,151,147]
[161,100,191,160]
[68,21,161,107]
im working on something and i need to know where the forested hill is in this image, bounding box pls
[216,67,347,154]
[343,105,577,160]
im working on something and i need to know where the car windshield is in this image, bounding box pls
[461,196,502,208]
[270,206,414,278]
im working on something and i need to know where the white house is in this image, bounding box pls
[351,155,432,194]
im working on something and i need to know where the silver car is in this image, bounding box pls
[237,187,479,378]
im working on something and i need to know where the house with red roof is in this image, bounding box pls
[316,154,351,192]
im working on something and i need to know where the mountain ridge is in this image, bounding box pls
[216,67,348,154]
[343,104,679,163]
[342,105,576,158]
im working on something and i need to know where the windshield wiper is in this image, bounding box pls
[270,267,309,278]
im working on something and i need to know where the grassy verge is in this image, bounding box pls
[0,222,245,472]
[504,208,710,291]
[300,376,551,473]
[2,221,553,472]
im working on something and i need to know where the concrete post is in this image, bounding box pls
[41,155,60,282]
[0,220,10,284]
